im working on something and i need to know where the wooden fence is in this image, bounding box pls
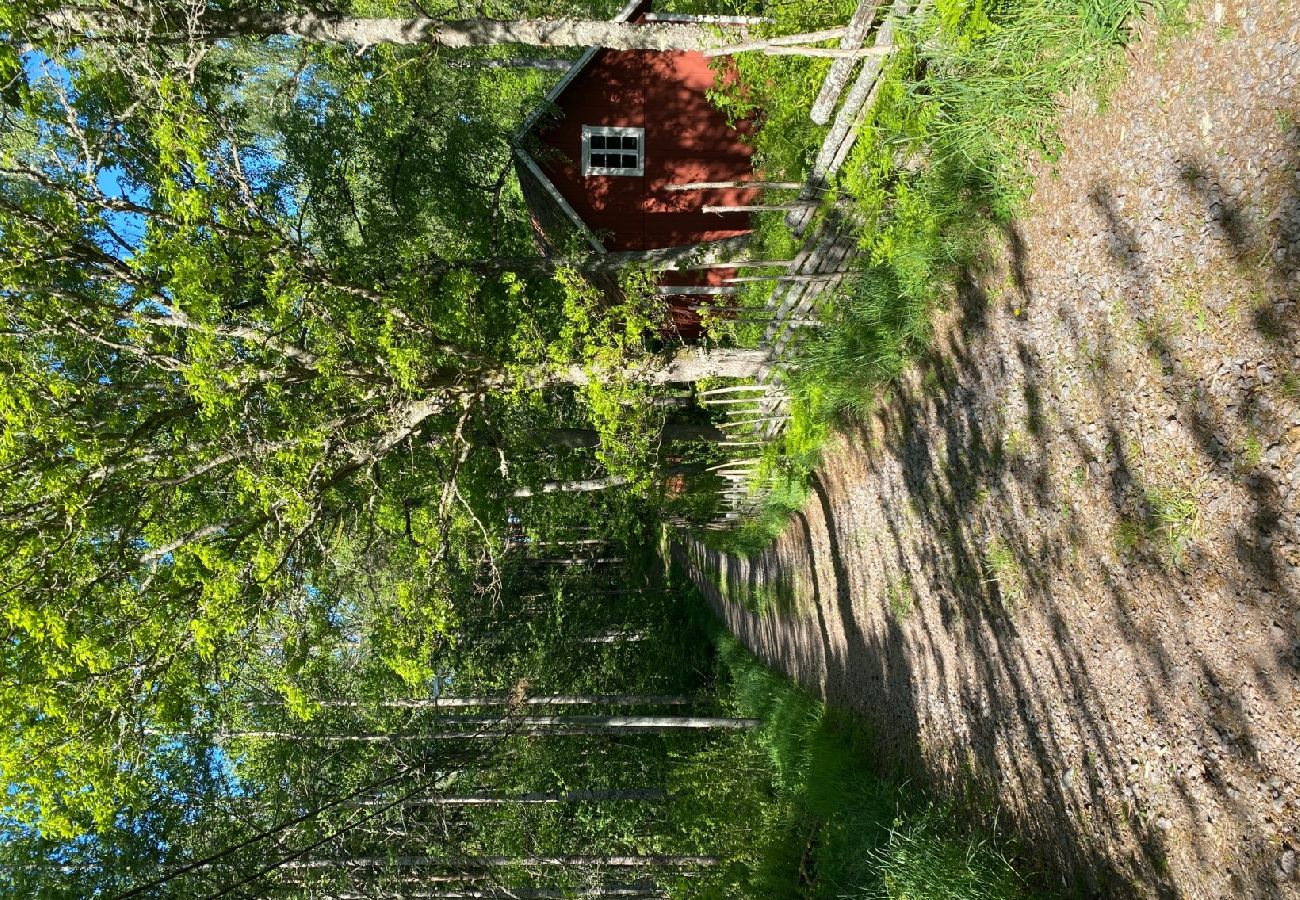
[702,0,924,525]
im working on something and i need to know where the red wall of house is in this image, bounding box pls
[533,45,761,339]
[535,49,759,252]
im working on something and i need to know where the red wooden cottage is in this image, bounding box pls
[512,0,761,340]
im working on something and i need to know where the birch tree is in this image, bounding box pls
[30,5,858,56]
[0,26,770,840]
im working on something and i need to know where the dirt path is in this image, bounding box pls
[679,4,1300,897]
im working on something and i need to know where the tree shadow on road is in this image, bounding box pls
[685,133,1300,895]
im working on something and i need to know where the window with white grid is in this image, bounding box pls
[582,125,645,177]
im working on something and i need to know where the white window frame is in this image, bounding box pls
[582,125,645,177]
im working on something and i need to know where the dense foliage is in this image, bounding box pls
[0,0,726,871]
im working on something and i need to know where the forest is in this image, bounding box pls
[8,0,1294,897]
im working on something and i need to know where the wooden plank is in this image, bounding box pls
[787,0,914,237]
[698,384,771,396]
[763,215,844,343]
[826,74,891,176]
[703,396,779,406]
[602,237,751,270]
[764,221,857,377]
[664,181,803,191]
[654,285,738,296]
[719,415,789,427]
[707,459,762,471]
[702,203,816,213]
[643,13,774,24]
[676,259,796,270]
[702,26,848,57]
[759,45,893,58]
[810,0,882,125]
[724,272,851,284]
[769,230,857,355]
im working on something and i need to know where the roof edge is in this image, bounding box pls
[512,0,646,143]
[510,0,646,257]
[514,148,606,254]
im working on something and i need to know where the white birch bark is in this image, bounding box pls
[344,788,667,807]
[43,9,863,56]
[512,476,628,498]
[281,855,718,869]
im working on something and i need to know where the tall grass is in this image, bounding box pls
[701,636,1028,899]
[795,0,1167,419]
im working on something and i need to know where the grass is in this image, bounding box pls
[1237,430,1264,473]
[695,0,1180,545]
[787,0,1164,419]
[1146,483,1200,563]
[1114,481,1201,566]
[982,537,1026,610]
[886,575,914,620]
[694,635,1030,899]
[1280,371,1300,402]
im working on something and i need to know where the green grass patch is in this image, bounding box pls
[689,635,1030,899]
[1114,481,1201,567]
[796,0,1165,420]
[982,537,1026,610]
[886,575,914,620]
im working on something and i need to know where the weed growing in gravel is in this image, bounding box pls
[983,538,1026,609]
[1116,483,1201,565]
[1177,286,1210,334]
[886,576,915,620]
[1002,427,1029,463]
[1113,517,1143,557]
[1237,431,1264,473]
[1147,484,1200,563]
[1279,371,1300,401]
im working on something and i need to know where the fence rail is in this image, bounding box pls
[700,0,923,526]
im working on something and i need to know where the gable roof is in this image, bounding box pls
[512,0,649,255]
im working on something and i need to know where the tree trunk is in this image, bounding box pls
[321,890,664,900]
[199,12,727,49]
[546,423,728,449]
[557,347,770,388]
[345,788,667,807]
[512,476,627,498]
[47,9,861,56]
[664,181,803,191]
[261,694,694,709]
[281,855,718,869]
[48,9,712,51]
[446,57,574,70]
[810,0,883,124]
[199,715,757,742]
[472,239,755,275]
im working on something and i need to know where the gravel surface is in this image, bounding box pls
[680,3,1300,896]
